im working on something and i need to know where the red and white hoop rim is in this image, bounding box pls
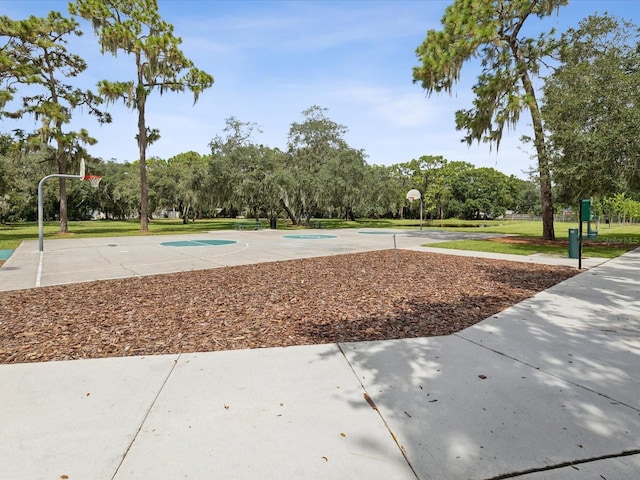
[84,175,103,187]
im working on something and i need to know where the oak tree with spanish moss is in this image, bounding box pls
[413,0,567,240]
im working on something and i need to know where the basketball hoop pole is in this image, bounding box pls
[37,160,86,252]
[406,189,423,231]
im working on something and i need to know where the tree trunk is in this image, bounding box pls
[182,204,191,224]
[59,176,68,233]
[539,163,555,240]
[57,140,68,233]
[512,42,555,240]
[280,197,297,225]
[137,92,149,233]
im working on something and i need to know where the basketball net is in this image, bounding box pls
[84,175,102,188]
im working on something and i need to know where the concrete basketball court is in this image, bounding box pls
[0,228,603,292]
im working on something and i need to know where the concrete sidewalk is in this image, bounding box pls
[1,237,638,479]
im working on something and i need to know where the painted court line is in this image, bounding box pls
[36,251,43,288]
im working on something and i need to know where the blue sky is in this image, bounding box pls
[3,1,640,178]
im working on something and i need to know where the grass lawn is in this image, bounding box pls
[423,221,640,258]
[425,239,634,259]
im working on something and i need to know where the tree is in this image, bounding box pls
[207,118,289,223]
[286,105,351,225]
[242,146,288,223]
[152,151,208,223]
[413,0,567,239]
[452,166,515,219]
[511,176,541,216]
[0,11,110,232]
[105,160,140,220]
[69,0,214,232]
[359,164,404,219]
[207,117,261,216]
[0,134,11,201]
[319,147,367,220]
[432,160,475,219]
[395,156,447,218]
[0,133,54,222]
[543,14,640,203]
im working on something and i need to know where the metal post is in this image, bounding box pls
[405,189,422,231]
[393,234,398,263]
[38,172,83,252]
[38,176,47,253]
[578,202,583,270]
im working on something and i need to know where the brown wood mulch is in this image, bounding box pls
[0,250,577,364]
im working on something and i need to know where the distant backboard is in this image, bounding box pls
[406,188,421,202]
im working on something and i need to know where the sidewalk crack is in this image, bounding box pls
[337,343,420,480]
[454,334,640,414]
[110,354,181,480]
[483,449,640,479]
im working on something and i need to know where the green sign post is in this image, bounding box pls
[580,199,591,222]
[578,199,591,269]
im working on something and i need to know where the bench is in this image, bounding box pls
[235,221,263,231]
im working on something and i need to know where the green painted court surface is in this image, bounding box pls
[160,239,237,247]
[282,234,337,239]
[0,250,13,260]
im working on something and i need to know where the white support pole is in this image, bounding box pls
[38,172,84,252]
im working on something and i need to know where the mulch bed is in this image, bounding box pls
[0,250,577,364]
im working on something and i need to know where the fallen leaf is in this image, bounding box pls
[363,393,378,411]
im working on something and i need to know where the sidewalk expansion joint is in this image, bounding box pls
[454,333,640,414]
[336,342,420,480]
[482,449,640,479]
[109,354,181,480]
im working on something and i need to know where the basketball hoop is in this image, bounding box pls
[406,188,423,231]
[406,188,421,202]
[84,175,103,188]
